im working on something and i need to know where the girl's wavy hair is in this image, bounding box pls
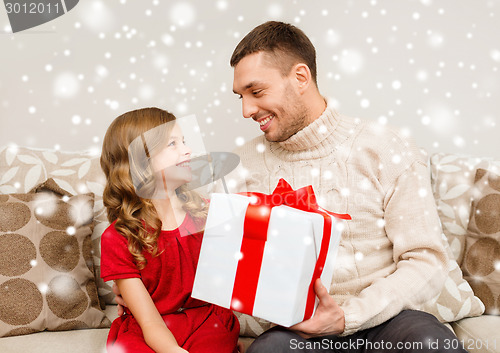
[100,107,208,269]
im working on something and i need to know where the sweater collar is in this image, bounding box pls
[273,101,344,153]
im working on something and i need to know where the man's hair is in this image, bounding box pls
[230,21,318,85]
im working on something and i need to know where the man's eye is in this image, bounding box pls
[252,90,262,96]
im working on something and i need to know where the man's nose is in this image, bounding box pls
[242,97,258,119]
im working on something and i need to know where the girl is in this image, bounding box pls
[100,108,240,353]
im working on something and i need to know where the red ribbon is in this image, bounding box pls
[229,179,351,321]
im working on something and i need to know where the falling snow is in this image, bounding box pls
[0,1,498,159]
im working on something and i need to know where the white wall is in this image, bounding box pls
[1,0,499,158]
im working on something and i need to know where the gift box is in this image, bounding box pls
[192,179,350,327]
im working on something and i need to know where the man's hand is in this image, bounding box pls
[289,279,345,339]
[112,281,128,316]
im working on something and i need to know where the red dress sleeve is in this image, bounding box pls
[100,223,141,282]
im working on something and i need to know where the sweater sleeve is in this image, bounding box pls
[100,224,141,282]
[340,158,448,335]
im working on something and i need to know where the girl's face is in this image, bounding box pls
[151,123,192,192]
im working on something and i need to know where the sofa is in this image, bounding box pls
[0,145,499,353]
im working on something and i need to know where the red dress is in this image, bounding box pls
[100,214,239,353]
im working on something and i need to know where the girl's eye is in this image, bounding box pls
[168,141,176,147]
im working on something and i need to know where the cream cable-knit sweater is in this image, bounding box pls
[224,104,448,335]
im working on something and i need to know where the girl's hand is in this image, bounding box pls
[112,281,127,316]
[237,340,245,353]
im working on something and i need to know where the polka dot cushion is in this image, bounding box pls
[0,146,114,305]
[463,168,500,315]
[0,179,110,337]
[429,153,500,264]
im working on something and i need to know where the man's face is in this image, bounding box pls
[232,52,309,142]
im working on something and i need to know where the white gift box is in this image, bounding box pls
[192,192,343,327]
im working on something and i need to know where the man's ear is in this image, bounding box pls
[293,63,312,94]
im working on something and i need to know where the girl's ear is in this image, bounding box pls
[293,63,312,94]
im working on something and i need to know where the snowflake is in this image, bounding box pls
[53,72,80,98]
[339,49,365,74]
[169,2,196,27]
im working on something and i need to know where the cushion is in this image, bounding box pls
[462,168,500,315]
[233,312,273,338]
[429,153,500,263]
[421,153,489,323]
[0,179,110,337]
[421,233,485,322]
[0,146,114,305]
[451,315,500,353]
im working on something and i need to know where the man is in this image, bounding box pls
[227,21,466,352]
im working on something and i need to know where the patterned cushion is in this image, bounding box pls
[0,146,114,305]
[421,153,496,323]
[233,312,273,338]
[421,233,485,322]
[429,153,500,263]
[0,179,110,337]
[462,168,500,315]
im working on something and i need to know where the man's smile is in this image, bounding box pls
[256,114,275,131]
